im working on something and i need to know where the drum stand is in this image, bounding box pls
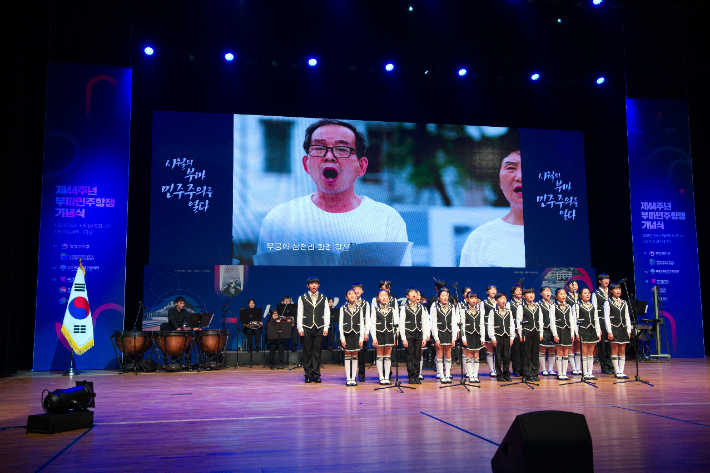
[375,325,415,393]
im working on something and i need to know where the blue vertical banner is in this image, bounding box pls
[627,98,703,357]
[33,62,131,370]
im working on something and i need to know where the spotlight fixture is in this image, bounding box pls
[409,6,413,11]
[593,0,603,4]
[385,63,394,72]
[225,53,235,61]
[308,58,317,67]
[144,47,154,56]
[458,68,467,77]
[531,73,540,81]
[557,18,562,23]
[596,76,605,85]
[42,381,96,414]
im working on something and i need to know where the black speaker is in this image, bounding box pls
[491,410,593,473]
[26,411,94,434]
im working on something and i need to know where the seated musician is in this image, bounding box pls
[242,299,262,351]
[266,309,290,369]
[168,297,190,330]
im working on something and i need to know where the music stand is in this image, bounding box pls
[266,320,292,368]
[188,312,213,329]
[240,308,263,367]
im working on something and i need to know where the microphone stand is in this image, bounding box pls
[560,320,597,388]
[502,321,538,390]
[615,279,654,387]
[442,322,479,391]
[375,322,415,393]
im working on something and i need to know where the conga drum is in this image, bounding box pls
[154,331,193,371]
[195,329,229,369]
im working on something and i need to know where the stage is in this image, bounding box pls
[2,359,709,472]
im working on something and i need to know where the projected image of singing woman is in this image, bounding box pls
[459,148,524,267]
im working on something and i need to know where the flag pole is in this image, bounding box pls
[62,258,86,376]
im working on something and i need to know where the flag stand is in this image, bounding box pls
[62,351,82,376]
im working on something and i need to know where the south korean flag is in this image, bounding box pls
[60,260,94,355]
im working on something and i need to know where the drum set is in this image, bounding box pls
[110,329,229,374]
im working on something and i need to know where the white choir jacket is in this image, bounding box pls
[603,298,632,334]
[398,302,431,343]
[486,305,518,338]
[296,292,331,332]
[339,305,365,344]
[429,302,459,342]
[458,304,485,345]
[514,302,544,339]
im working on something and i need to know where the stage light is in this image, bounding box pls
[458,68,467,77]
[409,6,413,11]
[531,73,540,81]
[557,19,562,23]
[308,58,317,67]
[593,0,603,4]
[42,381,96,414]
[225,53,234,61]
[385,63,394,72]
[144,47,154,56]
[596,76,605,85]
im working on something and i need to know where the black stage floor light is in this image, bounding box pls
[26,381,96,434]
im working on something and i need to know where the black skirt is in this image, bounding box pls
[376,330,395,347]
[556,326,573,346]
[578,325,598,344]
[464,331,483,350]
[437,330,453,346]
[541,327,556,347]
[610,325,630,344]
[343,331,361,351]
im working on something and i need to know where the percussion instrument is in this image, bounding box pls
[194,329,229,369]
[154,330,195,372]
[110,330,154,375]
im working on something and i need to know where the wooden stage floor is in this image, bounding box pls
[2,359,709,472]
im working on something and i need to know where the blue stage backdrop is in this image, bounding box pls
[627,98,704,357]
[33,62,131,370]
[143,265,595,351]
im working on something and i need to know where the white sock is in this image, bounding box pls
[384,357,391,381]
[549,353,556,372]
[462,356,470,377]
[611,355,619,374]
[419,358,424,373]
[567,354,575,371]
[486,352,495,373]
[575,352,582,371]
[472,359,480,378]
[588,356,594,376]
[444,357,452,378]
[562,356,568,375]
[539,354,546,372]
[344,355,352,381]
[556,355,562,375]
[436,360,444,379]
[619,355,626,374]
[376,356,384,380]
[352,357,358,380]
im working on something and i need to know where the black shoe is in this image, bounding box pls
[505,376,512,382]
[415,378,422,384]
[313,377,322,383]
[291,347,297,352]
[358,373,365,382]
[270,365,275,370]
[409,378,417,384]
[531,376,540,382]
[305,377,312,383]
[497,376,505,382]
[601,370,614,375]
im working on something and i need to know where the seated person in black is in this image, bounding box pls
[266,309,290,369]
[168,296,190,330]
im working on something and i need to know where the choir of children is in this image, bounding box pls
[292,275,628,386]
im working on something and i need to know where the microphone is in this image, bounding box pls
[618,278,627,283]
[139,301,148,311]
[221,302,229,310]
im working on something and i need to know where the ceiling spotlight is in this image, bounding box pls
[596,77,606,84]
[458,68,467,77]
[385,63,394,72]
[593,0,603,4]
[409,6,413,11]
[557,18,562,23]
[144,47,154,56]
[531,73,540,81]
[308,58,317,67]
[225,53,234,61]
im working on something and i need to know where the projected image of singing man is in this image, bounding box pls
[255,119,411,265]
[459,149,524,267]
